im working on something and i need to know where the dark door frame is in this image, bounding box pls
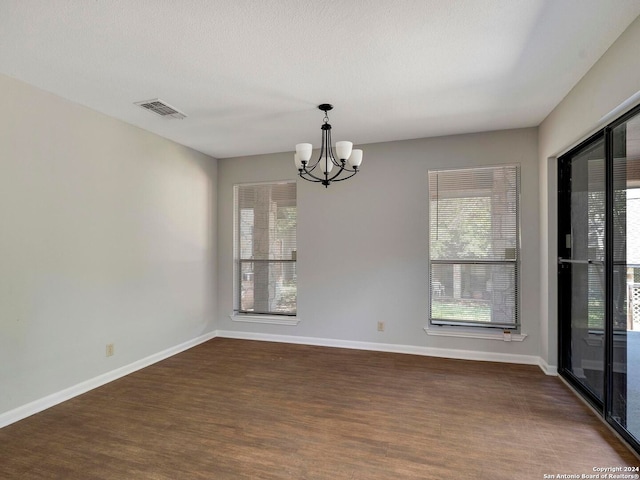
[558,103,640,455]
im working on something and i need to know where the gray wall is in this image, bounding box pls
[0,74,218,415]
[539,15,640,368]
[217,128,540,357]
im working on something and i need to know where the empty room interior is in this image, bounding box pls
[3,1,640,478]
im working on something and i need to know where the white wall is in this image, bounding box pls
[539,15,640,368]
[0,74,217,416]
[217,128,540,357]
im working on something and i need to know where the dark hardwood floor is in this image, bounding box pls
[1,338,637,479]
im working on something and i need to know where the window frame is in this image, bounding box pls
[232,180,298,319]
[428,164,521,331]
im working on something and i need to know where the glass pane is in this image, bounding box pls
[239,208,254,259]
[240,261,297,315]
[431,263,516,326]
[275,206,297,261]
[568,262,605,397]
[429,166,518,261]
[611,113,640,442]
[430,196,492,259]
[236,183,296,260]
[564,137,606,402]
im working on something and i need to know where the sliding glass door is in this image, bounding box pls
[610,110,640,441]
[558,134,606,406]
[558,104,640,453]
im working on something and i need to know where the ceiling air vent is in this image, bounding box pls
[134,99,187,119]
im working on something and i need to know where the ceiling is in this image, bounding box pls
[1,0,639,159]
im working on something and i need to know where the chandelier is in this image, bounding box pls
[294,104,363,187]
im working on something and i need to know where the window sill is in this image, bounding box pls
[230,313,300,326]
[424,326,527,342]
[584,331,626,347]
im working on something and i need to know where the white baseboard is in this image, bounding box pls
[0,330,217,429]
[538,357,558,376]
[215,330,552,372]
[2,328,559,429]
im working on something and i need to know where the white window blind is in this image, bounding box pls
[429,165,520,328]
[234,182,297,315]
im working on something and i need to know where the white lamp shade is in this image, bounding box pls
[319,157,334,174]
[347,149,363,167]
[335,141,353,161]
[294,153,303,169]
[296,143,313,162]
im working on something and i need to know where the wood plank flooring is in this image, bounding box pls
[1,338,637,479]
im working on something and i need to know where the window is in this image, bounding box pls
[234,181,297,316]
[429,165,520,329]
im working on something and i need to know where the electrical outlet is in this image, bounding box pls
[377,321,385,332]
[106,343,114,357]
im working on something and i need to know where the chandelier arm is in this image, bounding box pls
[303,159,321,174]
[328,164,344,182]
[327,128,340,167]
[299,164,328,183]
[298,166,358,184]
[336,164,357,173]
[323,161,346,182]
[298,172,325,183]
[328,168,359,182]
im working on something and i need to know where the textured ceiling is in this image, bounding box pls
[1,0,639,159]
